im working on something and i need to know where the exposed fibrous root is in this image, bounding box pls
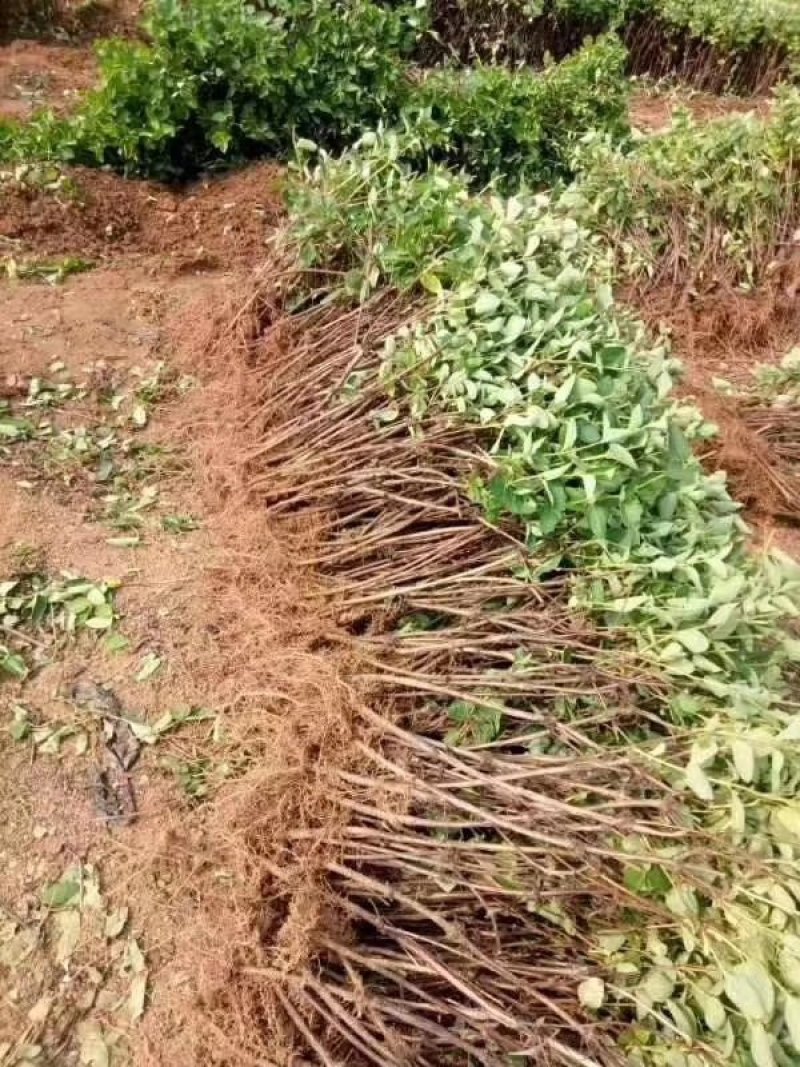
[255,710,681,1067]
[233,276,692,1064]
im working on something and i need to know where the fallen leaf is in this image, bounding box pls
[135,652,162,683]
[77,1020,109,1067]
[105,906,129,939]
[54,910,81,964]
[128,971,148,1022]
[578,976,605,1010]
[41,878,80,910]
[128,937,146,974]
[131,404,148,428]
[27,995,52,1025]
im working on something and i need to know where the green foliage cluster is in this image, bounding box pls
[402,34,628,187]
[285,127,800,1066]
[569,87,800,285]
[0,575,118,679]
[654,0,800,55]
[288,36,631,293]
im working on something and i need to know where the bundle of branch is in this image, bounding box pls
[241,276,691,1065]
[744,404,800,468]
[419,0,789,92]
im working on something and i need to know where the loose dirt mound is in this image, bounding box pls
[629,87,770,132]
[0,40,97,120]
[1,163,286,268]
[626,281,800,545]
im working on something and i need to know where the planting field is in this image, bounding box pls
[3,3,800,1067]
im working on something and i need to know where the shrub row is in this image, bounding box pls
[402,33,628,188]
[1,0,423,177]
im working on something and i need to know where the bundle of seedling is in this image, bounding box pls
[569,87,800,292]
[239,113,800,1066]
[423,0,800,91]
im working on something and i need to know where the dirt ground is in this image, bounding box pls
[0,40,97,120]
[629,84,771,131]
[1,164,286,270]
[0,30,308,1062]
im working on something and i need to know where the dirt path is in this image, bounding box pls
[0,37,300,1057]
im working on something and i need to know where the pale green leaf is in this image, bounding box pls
[608,442,637,469]
[685,762,714,802]
[750,1022,776,1067]
[475,292,500,316]
[731,739,755,783]
[785,994,800,1051]
[577,976,604,1010]
[724,961,774,1022]
[504,314,527,343]
[701,994,727,1032]
[675,628,710,654]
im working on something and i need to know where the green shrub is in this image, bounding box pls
[402,34,629,187]
[1,19,630,188]
[1,0,423,177]
[288,130,484,297]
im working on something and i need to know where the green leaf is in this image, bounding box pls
[607,442,637,469]
[504,314,526,342]
[774,805,800,844]
[675,629,710,654]
[420,272,442,295]
[1,651,28,680]
[701,994,727,1032]
[42,878,80,909]
[724,961,774,1022]
[105,633,130,654]
[640,968,675,1005]
[666,1000,696,1040]
[475,292,500,316]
